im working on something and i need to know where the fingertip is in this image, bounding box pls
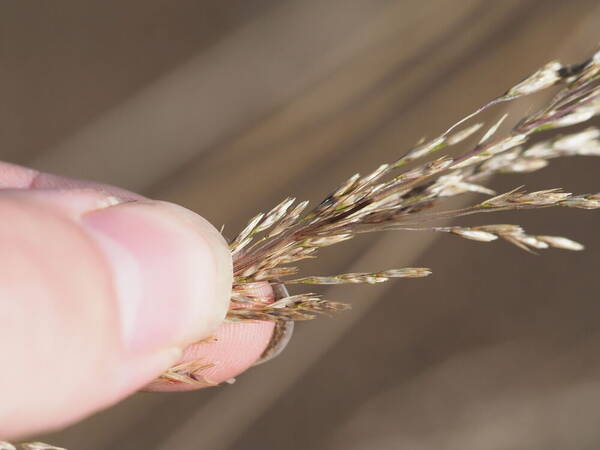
[144,282,278,392]
[144,320,276,391]
[82,199,233,354]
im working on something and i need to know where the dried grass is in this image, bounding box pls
[228,48,600,322]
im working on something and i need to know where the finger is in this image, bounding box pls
[0,163,278,420]
[144,282,276,391]
[0,161,143,200]
[0,188,249,437]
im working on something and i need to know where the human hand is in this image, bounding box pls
[0,162,275,439]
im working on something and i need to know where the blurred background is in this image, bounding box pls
[3,1,600,449]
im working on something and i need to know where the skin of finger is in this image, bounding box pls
[145,283,275,391]
[0,164,278,434]
[0,162,277,383]
[0,192,123,436]
[21,165,278,391]
[0,161,143,200]
[0,190,275,437]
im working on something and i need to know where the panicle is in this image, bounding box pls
[227,50,600,323]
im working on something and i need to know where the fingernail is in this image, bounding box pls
[82,200,232,355]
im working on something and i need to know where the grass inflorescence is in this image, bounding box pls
[227,47,600,322]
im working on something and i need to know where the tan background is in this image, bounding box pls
[3,1,600,449]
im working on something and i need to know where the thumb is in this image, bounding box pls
[0,188,232,438]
